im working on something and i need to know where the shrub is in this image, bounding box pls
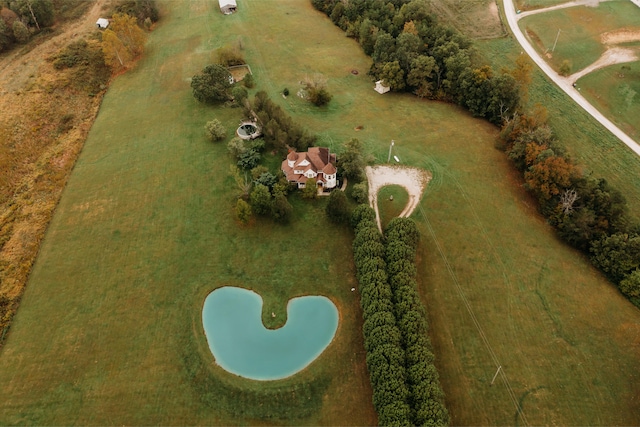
[302,178,318,199]
[242,73,255,88]
[326,190,350,224]
[12,20,29,43]
[204,119,226,142]
[351,181,369,204]
[235,198,252,224]
[283,88,289,96]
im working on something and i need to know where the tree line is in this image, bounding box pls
[311,0,520,125]
[313,0,640,307]
[351,205,449,426]
[500,107,640,306]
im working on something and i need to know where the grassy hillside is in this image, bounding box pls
[519,1,640,72]
[578,61,640,141]
[1,0,640,425]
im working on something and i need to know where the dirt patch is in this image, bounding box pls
[570,47,639,82]
[601,28,640,45]
[366,165,431,232]
[228,64,251,82]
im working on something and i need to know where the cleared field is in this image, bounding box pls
[578,61,640,141]
[429,0,506,39]
[1,0,640,426]
[519,1,640,73]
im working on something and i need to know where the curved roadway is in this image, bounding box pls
[502,0,640,156]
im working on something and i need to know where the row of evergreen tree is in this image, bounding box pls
[351,205,449,426]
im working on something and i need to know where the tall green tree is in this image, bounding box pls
[326,190,349,224]
[340,138,365,182]
[191,64,233,103]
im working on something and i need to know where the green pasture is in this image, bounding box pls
[516,0,567,10]
[429,0,505,39]
[519,1,640,72]
[578,61,640,141]
[377,185,409,230]
[1,0,640,425]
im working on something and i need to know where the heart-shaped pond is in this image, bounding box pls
[202,286,339,381]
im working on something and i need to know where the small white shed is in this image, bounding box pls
[96,18,109,29]
[374,80,390,94]
[218,0,237,14]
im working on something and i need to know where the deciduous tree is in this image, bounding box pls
[191,64,232,103]
[101,13,146,69]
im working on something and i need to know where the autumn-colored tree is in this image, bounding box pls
[402,20,418,35]
[101,13,146,69]
[524,155,578,201]
[510,54,533,103]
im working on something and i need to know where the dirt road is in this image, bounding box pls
[502,0,640,156]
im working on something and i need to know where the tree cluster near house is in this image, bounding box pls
[351,205,449,426]
[311,0,520,124]
[500,106,640,306]
[247,91,317,153]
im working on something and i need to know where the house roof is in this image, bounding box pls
[96,18,109,28]
[281,147,335,184]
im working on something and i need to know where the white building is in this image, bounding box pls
[374,80,390,94]
[218,0,237,14]
[96,18,109,29]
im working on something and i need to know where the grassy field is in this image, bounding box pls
[377,185,409,230]
[519,1,640,73]
[1,0,640,425]
[515,0,567,10]
[578,61,640,141]
[429,0,506,39]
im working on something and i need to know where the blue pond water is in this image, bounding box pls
[202,286,339,381]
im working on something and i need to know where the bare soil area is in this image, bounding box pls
[601,28,640,45]
[570,47,639,82]
[366,165,431,232]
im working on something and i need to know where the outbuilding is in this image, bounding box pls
[96,18,109,29]
[218,0,237,14]
[374,80,390,94]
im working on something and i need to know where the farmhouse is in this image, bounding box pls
[282,147,337,190]
[218,0,237,14]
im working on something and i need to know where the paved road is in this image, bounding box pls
[502,0,640,156]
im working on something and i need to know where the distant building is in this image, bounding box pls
[282,147,337,190]
[218,0,237,14]
[374,80,390,94]
[96,18,109,29]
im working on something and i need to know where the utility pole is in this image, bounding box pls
[387,140,395,163]
[551,29,561,53]
[490,366,502,386]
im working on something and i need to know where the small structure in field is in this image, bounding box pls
[282,147,337,190]
[236,121,261,140]
[374,80,390,94]
[219,0,237,14]
[227,64,252,82]
[96,18,109,29]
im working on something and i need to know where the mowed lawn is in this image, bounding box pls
[519,1,640,72]
[1,1,640,426]
[578,61,640,141]
[516,0,567,10]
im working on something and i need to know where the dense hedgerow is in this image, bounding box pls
[385,218,449,426]
[351,206,449,426]
[351,205,412,426]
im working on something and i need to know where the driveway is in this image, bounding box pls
[502,0,640,156]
